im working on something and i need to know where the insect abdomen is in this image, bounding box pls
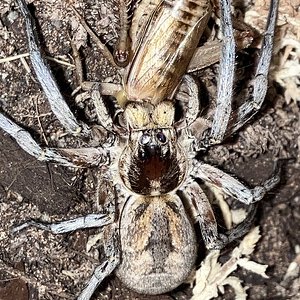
[125,0,212,104]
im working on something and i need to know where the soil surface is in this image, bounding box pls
[0,1,299,300]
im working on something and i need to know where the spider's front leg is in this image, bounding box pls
[0,113,109,167]
[180,181,257,250]
[226,0,279,136]
[201,0,279,147]
[16,0,90,136]
[208,0,235,144]
[1,1,123,167]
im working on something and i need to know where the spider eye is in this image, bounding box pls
[156,132,167,144]
[139,134,151,145]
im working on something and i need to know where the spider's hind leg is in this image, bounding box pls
[12,206,120,299]
[180,181,257,250]
[12,213,114,235]
[191,160,280,205]
[77,224,120,300]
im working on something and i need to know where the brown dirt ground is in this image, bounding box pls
[0,0,299,300]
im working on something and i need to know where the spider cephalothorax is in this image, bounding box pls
[118,101,187,195]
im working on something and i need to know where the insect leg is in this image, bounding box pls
[190,159,280,205]
[183,75,201,126]
[91,85,117,132]
[77,225,120,300]
[187,20,255,73]
[70,40,121,131]
[224,0,279,136]
[187,41,222,73]
[70,39,123,98]
[16,0,90,136]
[113,0,131,67]
[0,113,108,167]
[70,5,118,68]
[208,0,235,144]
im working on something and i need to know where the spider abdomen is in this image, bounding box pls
[116,194,196,294]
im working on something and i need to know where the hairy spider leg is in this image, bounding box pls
[12,213,114,234]
[78,225,120,300]
[0,114,108,167]
[225,0,279,136]
[209,0,235,143]
[206,0,279,145]
[180,181,258,249]
[190,160,280,205]
[12,207,120,300]
[17,0,90,136]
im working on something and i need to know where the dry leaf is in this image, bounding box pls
[192,227,266,300]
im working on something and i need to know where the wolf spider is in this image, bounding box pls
[0,0,280,299]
